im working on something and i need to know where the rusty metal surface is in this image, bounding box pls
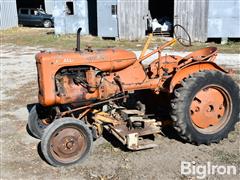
[107,117,161,150]
[169,61,227,92]
[36,34,223,106]
[61,95,128,116]
[36,48,136,72]
[181,47,217,62]
[26,26,240,167]
[190,85,232,134]
[49,126,87,164]
[35,31,232,143]
[36,48,136,106]
[112,122,161,137]
[34,32,232,152]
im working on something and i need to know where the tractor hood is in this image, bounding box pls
[36,48,137,72]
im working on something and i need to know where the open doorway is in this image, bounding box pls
[88,0,98,36]
[148,0,174,35]
[16,0,45,10]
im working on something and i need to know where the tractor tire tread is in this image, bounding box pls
[171,70,239,145]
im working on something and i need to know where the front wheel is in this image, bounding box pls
[43,20,52,28]
[171,70,239,145]
[41,118,93,166]
[28,105,49,139]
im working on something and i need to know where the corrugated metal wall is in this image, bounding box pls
[208,0,240,38]
[97,0,118,37]
[44,0,55,14]
[117,0,148,40]
[0,0,18,30]
[53,0,89,35]
[174,0,209,42]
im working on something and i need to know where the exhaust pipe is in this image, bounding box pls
[76,27,82,52]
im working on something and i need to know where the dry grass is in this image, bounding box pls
[1,27,240,53]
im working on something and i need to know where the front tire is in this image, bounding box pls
[171,70,239,145]
[28,105,48,139]
[43,20,52,28]
[41,118,93,166]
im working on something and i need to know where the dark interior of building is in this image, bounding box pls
[88,0,98,36]
[148,0,174,34]
[149,0,174,20]
[16,0,45,11]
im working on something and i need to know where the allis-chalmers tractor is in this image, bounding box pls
[28,25,239,166]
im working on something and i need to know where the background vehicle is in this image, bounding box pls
[18,8,54,28]
[28,26,239,166]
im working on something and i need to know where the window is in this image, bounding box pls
[30,9,39,15]
[38,8,47,15]
[66,2,74,15]
[20,9,29,15]
[30,9,34,15]
[111,5,117,15]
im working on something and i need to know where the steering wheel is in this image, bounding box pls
[173,24,192,47]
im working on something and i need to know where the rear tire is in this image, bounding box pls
[41,118,93,166]
[171,70,239,145]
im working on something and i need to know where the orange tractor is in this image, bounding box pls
[28,25,239,166]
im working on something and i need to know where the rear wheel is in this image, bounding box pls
[171,70,239,144]
[41,118,93,166]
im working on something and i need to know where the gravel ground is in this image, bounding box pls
[0,44,239,180]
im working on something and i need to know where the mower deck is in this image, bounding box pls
[96,109,162,150]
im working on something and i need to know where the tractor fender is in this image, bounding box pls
[169,61,227,92]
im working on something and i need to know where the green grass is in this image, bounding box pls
[1,27,240,53]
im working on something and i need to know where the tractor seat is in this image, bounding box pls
[178,47,217,63]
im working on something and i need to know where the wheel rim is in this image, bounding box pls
[44,21,50,27]
[49,126,87,164]
[190,85,232,134]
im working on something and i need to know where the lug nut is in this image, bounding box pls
[195,107,200,112]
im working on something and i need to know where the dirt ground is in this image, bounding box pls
[0,44,239,180]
